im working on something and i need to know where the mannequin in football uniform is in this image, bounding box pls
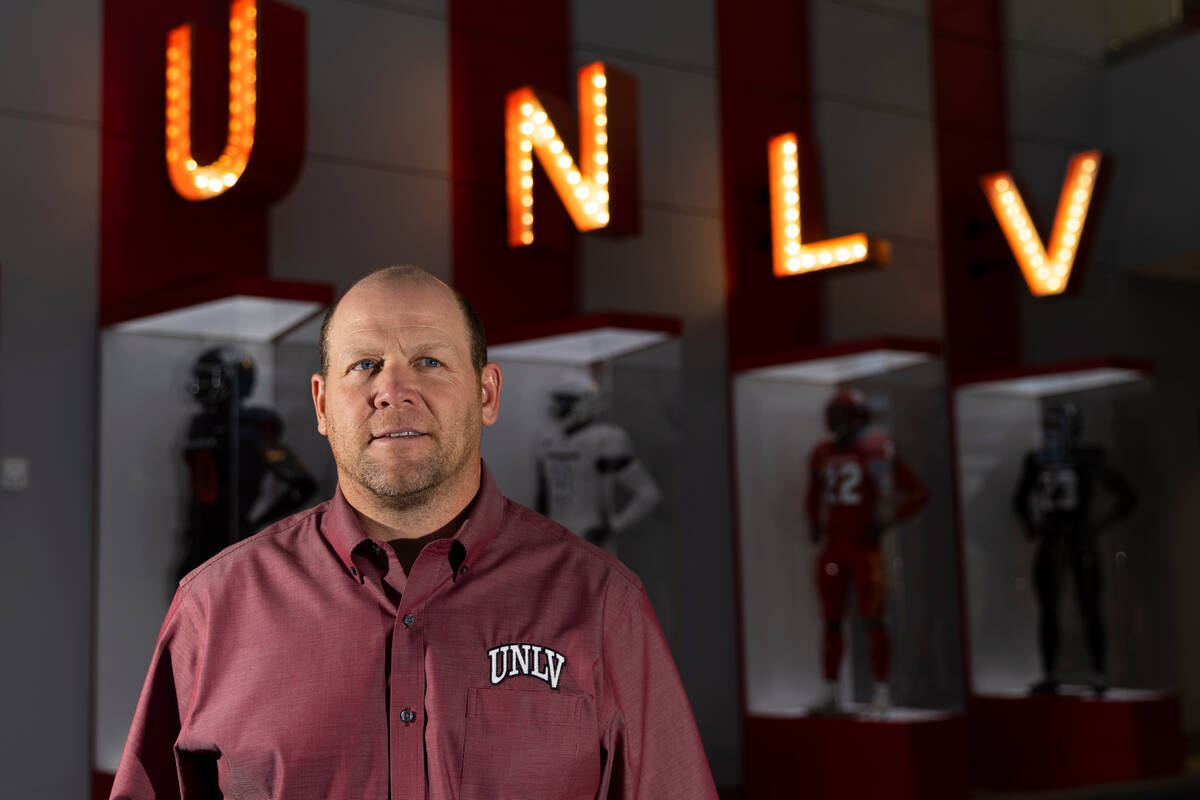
[534,373,661,556]
[176,347,317,582]
[806,389,928,713]
[1013,403,1137,695]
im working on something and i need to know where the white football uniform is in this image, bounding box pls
[535,421,661,555]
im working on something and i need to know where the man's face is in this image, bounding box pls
[312,278,501,510]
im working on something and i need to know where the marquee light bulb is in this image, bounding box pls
[981,149,1101,297]
[505,61,615,246]
[767,132,883,277]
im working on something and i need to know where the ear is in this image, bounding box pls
[480,362,502,427]
[312,373,328,436]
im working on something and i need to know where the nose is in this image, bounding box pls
[373,362,418,409]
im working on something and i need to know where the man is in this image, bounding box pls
[111,266,718,799]
[805,388,927,713]
[1013,402,1137,696]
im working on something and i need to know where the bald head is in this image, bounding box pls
[319,266,487,378]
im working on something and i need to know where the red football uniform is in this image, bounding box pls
[805,432,927,683]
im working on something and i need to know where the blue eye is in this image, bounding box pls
[420,357,443,368]
[352,359,379,371]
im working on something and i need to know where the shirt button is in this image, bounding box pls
[400,709,416,723]
[403,614,415,627]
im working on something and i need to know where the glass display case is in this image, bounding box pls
[480,314,682,640]
[734,340,963,714]
[94,287,332,776]
[955,359,1184,790]
[733,339,967,799]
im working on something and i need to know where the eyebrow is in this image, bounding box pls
[337,340,458,362]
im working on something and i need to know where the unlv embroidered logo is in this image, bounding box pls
[487,643,567,690]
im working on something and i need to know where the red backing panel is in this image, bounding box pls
[927,0,1015,720]
[92,770,115,800]
[744,714,969,799]
[100,0,307,320]
[449,1,577,339]
[928,0,1020,379]
[716,0,823,372]
[969,693,1184,791]
[717,2,823,791]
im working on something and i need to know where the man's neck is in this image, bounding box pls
[342,465,481,542]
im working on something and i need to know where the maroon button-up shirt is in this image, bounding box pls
[111,463,718,799]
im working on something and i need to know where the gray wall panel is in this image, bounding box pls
[814,100,939,245]
[824,0,927,20]
[822,239,943,341]
[292,0,450,169]
[575,51,721,213]
[0,2,100,122]
[1007,49,1105,149]
[270,159,452,290]
[574,0,716,69]
[1105,34,1200,268]
[0,113,98,798]
[812,0,932,114]
[1005,0,1106,61]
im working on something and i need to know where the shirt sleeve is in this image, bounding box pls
[597,583,719,800]
[110,587,210,800]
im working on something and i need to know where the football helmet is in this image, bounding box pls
[188,347,255,406]
[825,388,870,440]
[549,373,603,430]
[1041,402,1081,459]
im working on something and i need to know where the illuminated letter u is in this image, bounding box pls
[165,0,259,200]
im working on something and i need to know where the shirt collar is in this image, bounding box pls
[324,461,504,581]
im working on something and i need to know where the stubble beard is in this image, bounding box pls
[329,421,476,512]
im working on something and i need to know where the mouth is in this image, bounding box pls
[371,430,427,442]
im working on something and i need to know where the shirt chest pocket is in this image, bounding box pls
[460,686,599,800]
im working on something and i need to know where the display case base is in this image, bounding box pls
[969,688,1184,791]
[744,708,968,799]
